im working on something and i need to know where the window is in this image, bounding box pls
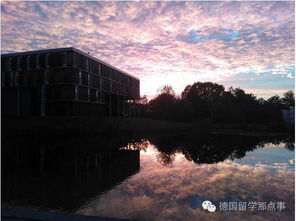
[82,72,88,86]
[90,88,97,102]
[101,64,110,78]
[78,86,88,101]
[31,101,41,116]
[44,71,49,85]
[47,86,75,100]
[48,53,64,67]
[60,85,75,99]
[75,53,83,69]
[90,60,100,74]
[41,86,46,100]
[89,73,93,87]
[9,72,14,87]
[118,72,123,83]
[73,71,79,84]
[4,72,10,87]
[114,71,120,82]
[11,57,18,71]
[20,56,27,70]
[48,54,55,67]
[66,52,74,67]
[58,53,65,67]
[1,72,5,87]
[32,87,42,100]
[79,71,82,84]
[55,70,66,83]
[82,56,88,71]
[102,78,110,91]
[49,70,66,83]
[30,55,37,69]
[110,70,115,80]
[14,72,19,86]
[35,71,43,85]
[65,70,75,83]
[1,57,10,72]
[93,75,100,88]
[38,54,46,68]
[27,72,33,85]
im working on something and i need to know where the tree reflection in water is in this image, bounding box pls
[145,135,294,165]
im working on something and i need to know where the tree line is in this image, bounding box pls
[139,82,295,124]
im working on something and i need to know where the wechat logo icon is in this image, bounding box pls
[202,200,216,212]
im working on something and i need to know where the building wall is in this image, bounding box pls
[1,48,140,117]
[2,88,18,116]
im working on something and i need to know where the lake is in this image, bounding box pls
[2,135,295,221]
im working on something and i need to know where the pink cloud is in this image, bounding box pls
[1,1,294,97]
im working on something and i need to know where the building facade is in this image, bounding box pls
[1,47,140,117]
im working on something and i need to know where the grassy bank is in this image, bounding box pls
[2,116,292,138]
[2,116,199,137]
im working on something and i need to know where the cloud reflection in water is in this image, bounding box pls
[77,140,294,221]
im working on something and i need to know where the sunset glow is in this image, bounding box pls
[1,1,294,98]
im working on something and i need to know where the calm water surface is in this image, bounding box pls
[2,135,295,221]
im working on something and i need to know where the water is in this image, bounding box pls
[2,135,295,221]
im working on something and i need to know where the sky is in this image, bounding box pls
[1,1,295,99]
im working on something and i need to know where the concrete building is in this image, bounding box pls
[1,47,140,117]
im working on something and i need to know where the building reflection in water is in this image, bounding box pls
[2,136,140,212]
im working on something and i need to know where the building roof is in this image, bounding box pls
[1,47,139,81]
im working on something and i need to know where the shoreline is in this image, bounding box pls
[2,116,293,138]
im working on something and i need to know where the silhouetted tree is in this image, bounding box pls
[149,85,178,120]
[181,82,225,119]
[181,82,225,103]
[281,90,295,108]
[229,87,260,123]
[143,82,293,130]
[212,91,242,123]
[267,95,282,107]
[159,85,176,96]
[257,95,283,123]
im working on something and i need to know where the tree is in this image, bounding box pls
[143,81,290,127]
[267,95,282,106]
[257,95,283,123]
[181,82,225,104]
[281,90,295,108]
[212,91,242,123]
[149,85,178,120]
[158,85,175,96]
[181,82,225,119]
[229,87,260,123]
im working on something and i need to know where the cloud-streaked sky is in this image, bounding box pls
[1,1,295,98]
